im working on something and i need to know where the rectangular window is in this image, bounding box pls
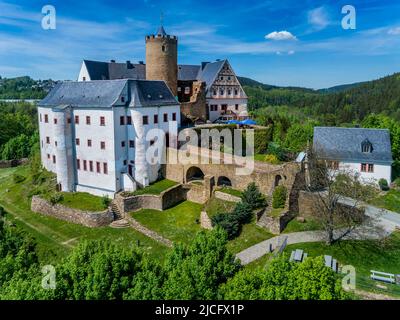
[235,89,238,95]
[47,154,50,159]
[103,162,108,175]
[87,139,92,147]
[40,114,42,122]
[163,113,168,122]
[77,159,80,170]
[172,113,177,121]
[120,116,125,125]
[235,104,239,111]
[129,140,135,148]
[121,141,126,147]
[123,160,127,166]
[86,116,91,125]
[54,118,58,124]
[83,160,87,171]
[52,155,56,164]
[154,114,158,124]
[76,138,80,146]
[89,161,93,172]
[100,141,105,150]
[143,115,149,125]
[127,116,132,125]
[46,136,50,144]
[368,164,374,173]
[44,114,48,123]
[67,117,71,124]
[75,115,79,124]
[100,116,105,126]
[121,96,125,103]
[361,163,367,172]
[96,162,101,173]
[55,141,58,147]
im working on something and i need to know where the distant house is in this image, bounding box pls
[313,127,393,184]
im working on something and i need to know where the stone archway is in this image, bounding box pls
[274,175,282,187]
[186,166,205,182]
[217,176,232,187]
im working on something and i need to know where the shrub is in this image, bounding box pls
[378,178,389,191]
[232,202,253,224]
[264,154,279,164]
[254,128,273,154]
[12,173,26,183]
[241,182,267,210]
[49,193,64,205]
[272,185,287,209]
[101,195,111,209]
[211,213,240,240]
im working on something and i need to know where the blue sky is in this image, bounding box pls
[0,0,400,88]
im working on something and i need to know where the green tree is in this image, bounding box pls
[241,182,267,210]
[162,228,240,299]
[1,134,32,160]
[222,255,347,300]
[272,185,287,209]
[283,122,314,152]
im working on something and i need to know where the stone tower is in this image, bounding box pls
[145,25,178,96]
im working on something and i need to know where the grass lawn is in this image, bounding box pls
[55,192,107,212]
[125,179,178,196]
[132,201,203,244]
[283,232,400,297]
[282,217,323,233]
[269,207,284,218]
[205,196,237,218]
[0,166,168,264]
[371,189,400,213]
[227,220,274,254]
[218,187,242,198]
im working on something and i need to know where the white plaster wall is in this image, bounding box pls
[73,108,116,193]
[338,161,392,184]
[38,107,57,174]
[206,98,248,122]
[77,62,90,81]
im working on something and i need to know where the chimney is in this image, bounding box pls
[138,61,144,65]
[126,60,133,69]
[110,59,116,63]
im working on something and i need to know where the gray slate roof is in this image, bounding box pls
[39,79,177,108]
[197,60,226,91]
[313,127,393,164]
[82,59,228,91]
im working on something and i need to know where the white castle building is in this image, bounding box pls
[38,79,180,197]
[38,23,248,197]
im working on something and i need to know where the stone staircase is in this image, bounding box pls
[109,200,130,228]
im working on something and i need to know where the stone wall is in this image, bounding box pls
[257,210,292,234]
[214,191,241,203]
[298,191,364,218]
[31,196,113,227]
[115,184,186,215]
[0,158,29,168]
[186,183,208,204]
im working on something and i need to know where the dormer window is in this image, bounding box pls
[361,139,373,153]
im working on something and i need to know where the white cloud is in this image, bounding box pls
[288,50,295,55]
[265,31,297,41]
[388,27,400,35]
[308,7,330,30]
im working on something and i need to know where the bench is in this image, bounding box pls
[370,270,396,284]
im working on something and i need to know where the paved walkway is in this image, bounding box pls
[236,200,400,265]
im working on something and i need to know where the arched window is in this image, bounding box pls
[361,139,373,153]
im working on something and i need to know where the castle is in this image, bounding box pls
[37,24,248,197]
[77,25,248,123]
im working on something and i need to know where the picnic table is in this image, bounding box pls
[290,249,307,262]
